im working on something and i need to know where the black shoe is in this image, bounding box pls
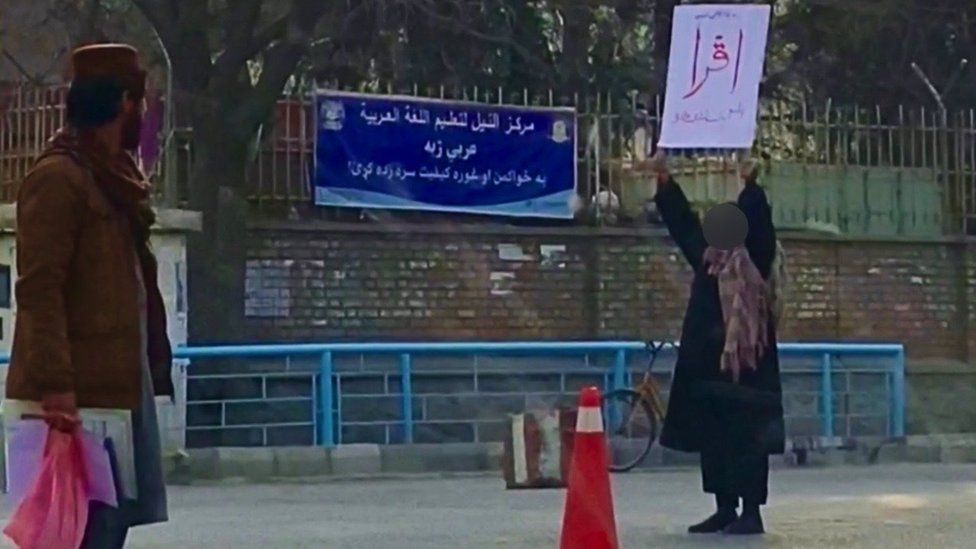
[722,512,765,535]
[688,510,738,534]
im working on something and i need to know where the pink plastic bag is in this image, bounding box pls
[6,420,118,509]
[4,430,90,549]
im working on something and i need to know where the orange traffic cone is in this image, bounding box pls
[559,386,619,549]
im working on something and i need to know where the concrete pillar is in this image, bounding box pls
[0,206,201,455]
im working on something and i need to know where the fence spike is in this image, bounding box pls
[3,82,972,235]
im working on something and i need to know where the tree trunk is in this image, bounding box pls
[81,0,102,42]
[186,121,251,344]
[653,0,680,87]
[558,1,594,92]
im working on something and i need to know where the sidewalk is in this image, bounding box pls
[2,463,971,548]
[161,434,976,484]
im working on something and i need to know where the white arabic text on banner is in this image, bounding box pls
[658,4,771,149]
[313,92,578,219]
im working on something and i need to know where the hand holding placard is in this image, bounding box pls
[658,5,771,150]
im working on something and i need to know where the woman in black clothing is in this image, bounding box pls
[645,152,784,535]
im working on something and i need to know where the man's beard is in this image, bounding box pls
[121,110,143,151]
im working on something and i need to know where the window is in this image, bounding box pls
[0,264,11,309]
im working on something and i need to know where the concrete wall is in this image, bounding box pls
[243,221,975,363]
[181,220,971,444]
[0,0,166,84]
[664,163,943,238]
[0,209,199,453]
[184,352,899,448]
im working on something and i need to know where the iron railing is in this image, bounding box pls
[3,82,976,234]
[172,340,905,448]
[0,340,906,447]
[0,84,177,205]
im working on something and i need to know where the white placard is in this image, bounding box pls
[658,4,771,149]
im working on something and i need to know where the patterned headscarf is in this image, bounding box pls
[703,246,771,383]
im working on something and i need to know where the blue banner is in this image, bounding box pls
[313,92,577,218]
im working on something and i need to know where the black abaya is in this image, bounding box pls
[654,177,785,501]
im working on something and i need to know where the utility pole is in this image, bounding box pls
[911,59,968,234]
[913,59,972,365]
[150,26,177,209]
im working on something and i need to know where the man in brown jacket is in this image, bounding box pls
[4,44,172,547]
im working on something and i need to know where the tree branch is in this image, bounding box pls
[81,0,102,42]
[407,0,551,74]
[1,50,45,86]
[164,0,214,92]
[209,12,291,93]
[211,0,265,92]
[248,16,290,58]
[131,0,177,43]
[230,0,330,133]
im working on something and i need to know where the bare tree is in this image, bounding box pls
[130,0,335,342]
[652,0,679,86]
[3,0,668,341]
[117,0,664,342]
[0,0,78,84]
[128,0,588,342]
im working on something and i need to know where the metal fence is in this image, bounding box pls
[173,340,906,449]
[0,86,67,202]
[3,82,976,234]
[0,340,906,448]
[247,91,976,235]
[0,84,173,204]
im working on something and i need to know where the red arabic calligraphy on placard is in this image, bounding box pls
[682,28,744,100]
[658,4,771,148]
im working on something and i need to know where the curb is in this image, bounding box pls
[164,442,506,484]
[162,435,976,485]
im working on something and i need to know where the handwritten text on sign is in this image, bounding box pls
[658,5,771,149]
[314,92,576,218]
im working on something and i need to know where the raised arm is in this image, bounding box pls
[737,171,776,279]
[654,176,707,272]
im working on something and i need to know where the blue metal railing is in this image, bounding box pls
[174,341,646,447]
[0,341,906,446]
[775,342,906,439]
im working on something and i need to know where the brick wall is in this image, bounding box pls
[785,239,971,360]
[244,222,974,363]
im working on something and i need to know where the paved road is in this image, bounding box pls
[3,464,976,548]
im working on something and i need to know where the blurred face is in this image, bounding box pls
[120,92,145,151]
[703,202,748,250]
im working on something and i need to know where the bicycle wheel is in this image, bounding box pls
[601,389,658,473]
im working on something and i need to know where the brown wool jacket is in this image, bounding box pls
[5,154,173,410]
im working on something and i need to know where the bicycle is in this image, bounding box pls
[601,341,674,472]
